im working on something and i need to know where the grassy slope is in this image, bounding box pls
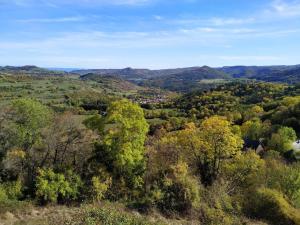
[0,201,194,225]
[0,75,144,107]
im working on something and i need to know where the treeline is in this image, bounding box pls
[0,82,300,224]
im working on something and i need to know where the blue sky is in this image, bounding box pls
[1,0,300,68]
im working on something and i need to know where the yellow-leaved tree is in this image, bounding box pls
[177,117,243,186]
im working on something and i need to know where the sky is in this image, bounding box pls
[0,0,300,69]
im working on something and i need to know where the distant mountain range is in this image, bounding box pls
[218,65,300,83]
[1,64,300,92]
[73,65,300,91]
[73,66,229,79]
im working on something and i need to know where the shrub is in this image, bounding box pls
[2,179,23,200]
[222,151,266,193]
[200,205,234,225]
[268,127,297,153]
[64,170,83,201]
[246,188,300,225]
[36,168,82,203]
[0,185,8,202]
[155,162,201,215]
[91,175,112,201]
[200,181,240,225]
[265,159,300,208]
[0,179,22,202]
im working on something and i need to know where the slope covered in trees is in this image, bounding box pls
[0,70,300,225]
[218,65,300,84]
[75,65,300,92]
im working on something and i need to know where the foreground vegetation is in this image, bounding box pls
[0,72,300,225]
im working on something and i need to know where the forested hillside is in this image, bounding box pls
[218,65,300,84]
[0,67,300,225]
[74,65,300,92]
[0,66,69,76]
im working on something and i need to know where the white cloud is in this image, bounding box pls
[17,16,85,23]
[209,17,255,26]
[219,55,282,61]
[0,25,298,55]
[268,0,300,17]
[1,0,154,6]
[167,0,300,30]
[153,15,163,20]
[56,0,153,5]
[0,0,29,6]
[168,17,256,27]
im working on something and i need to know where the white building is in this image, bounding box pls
[292,140,300,160]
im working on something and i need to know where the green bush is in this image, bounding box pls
[265,159,300,208]
[153,162,201,214]
[91,175,112,201]
[2,179,23,200]
[0,179,22,202]
[246,188,300,225]
[36,168,82,203]
[200,205,235,225]
[200,181,241,225]
[222,151,266,193]
[0,185,8,202]
[64,170,83,201]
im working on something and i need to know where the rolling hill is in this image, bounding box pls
[80,73,143,92]
[1,64,299,93]
[217,65,300,83]
[140,66,230,92]
[0,65,69,76]
[75,66,231,92]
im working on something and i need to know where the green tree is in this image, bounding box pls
[244,105,264,121]
[241,118,263,141]
[222,151,265,193]
[101,99,149,190]
[269,126,297,153]
[10,98,52,150]
[2,99,53,193]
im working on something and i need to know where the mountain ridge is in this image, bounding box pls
[1,65,299,91]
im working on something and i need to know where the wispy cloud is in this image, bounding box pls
[17,16,85,23]
[1,0,300,68]
[1,0,154,6]
[153,15,163,20]
[1,25,298,53]
[172,17,256,27]
[167,0,300,29]
[219,55,282,61]
[0,0,29,6]
[55,0,153,6]
[267,0,300,18]
[209,17,255,26]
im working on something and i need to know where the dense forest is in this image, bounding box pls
[0,67,300,225]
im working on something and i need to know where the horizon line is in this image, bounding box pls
[1,63,300,71]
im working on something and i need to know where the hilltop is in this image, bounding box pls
[0,65,69,76]
[73,64,300,91]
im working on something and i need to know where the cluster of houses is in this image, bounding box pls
[130,94,167,105]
